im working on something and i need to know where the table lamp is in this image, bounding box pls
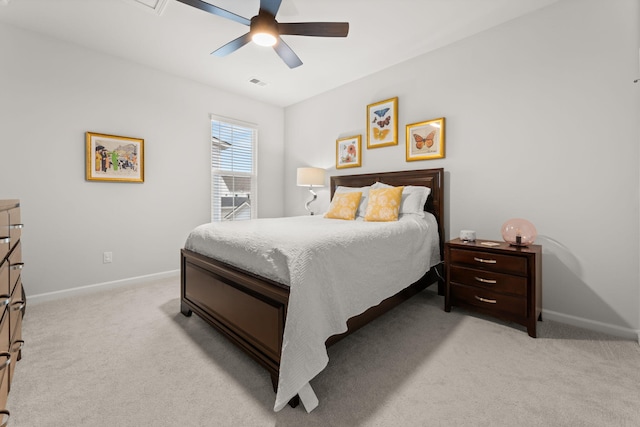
[297,167,325,215]
[501,218,537,246]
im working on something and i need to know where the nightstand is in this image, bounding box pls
[444,238,542,337]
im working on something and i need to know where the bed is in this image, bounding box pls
[180,168,445,411]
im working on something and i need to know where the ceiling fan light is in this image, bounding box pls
[252,32,277,47]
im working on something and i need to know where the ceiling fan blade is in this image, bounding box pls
[211,32,252,57]
[259,0,282,17]
[273,38,303,69]
[277,22,349,37]
[175,0,251,26]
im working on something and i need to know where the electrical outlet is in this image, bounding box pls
[103,252,113,264]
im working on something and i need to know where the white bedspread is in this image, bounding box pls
[184,214,440,412]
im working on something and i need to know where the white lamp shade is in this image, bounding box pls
[297,167,325,187]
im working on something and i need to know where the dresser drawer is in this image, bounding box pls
[0,308,8,355]
[7,242,22,295]
[450,283,527,319]
[449,248,527,275]
[0,352,9,419]
[7,208,21,253]
[449,265,527,297]
[0,210,8,261]
[8,312,22,390]
[0,263,7,299]
[9,279,24,343]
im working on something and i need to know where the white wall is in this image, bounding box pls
[0,23,285,296]
[284,0,640,337]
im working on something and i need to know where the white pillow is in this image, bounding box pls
[371,182,431,216]
[334,186,370,217]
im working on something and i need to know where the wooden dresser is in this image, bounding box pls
[0,200,25,425]
[444,238,541,337]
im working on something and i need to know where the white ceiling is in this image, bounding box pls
[0,0,559,107]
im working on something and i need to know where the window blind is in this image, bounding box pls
[211,116,257,222]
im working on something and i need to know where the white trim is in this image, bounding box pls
[27,270,179,305]
[121,0,168,15]
[542,308,640,341]
[209,114,257,130]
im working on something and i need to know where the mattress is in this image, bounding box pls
[184,214,440,412]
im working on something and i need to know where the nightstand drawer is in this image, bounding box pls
[450,283,527,319]
[449,265,527,297]
[449,248,527,275]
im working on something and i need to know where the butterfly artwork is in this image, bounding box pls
[373,127,390,140]
[367,97,398,148]
[406,117,445,162]
[413,130,436,150]
[373,108,390,118]
[377,116,391,128]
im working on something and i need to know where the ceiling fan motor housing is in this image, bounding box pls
[250,11,279,43]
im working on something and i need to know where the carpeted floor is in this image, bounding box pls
[7,277,640,426]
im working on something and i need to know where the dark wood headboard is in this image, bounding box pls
[330,168,445,258]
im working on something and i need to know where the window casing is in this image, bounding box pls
[210,115,257,222]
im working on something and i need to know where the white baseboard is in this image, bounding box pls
[27,270,180,305]
[543,308,640,342]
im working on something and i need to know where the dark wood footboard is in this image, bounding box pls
[181,249,288,384]
[181,248,441,389]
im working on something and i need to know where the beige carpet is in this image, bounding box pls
[7,277,640,426]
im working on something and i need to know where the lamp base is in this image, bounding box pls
[304,188,317,215]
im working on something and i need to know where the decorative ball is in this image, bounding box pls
[501,218,537,246]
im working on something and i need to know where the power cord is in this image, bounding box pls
[433,261,445,283]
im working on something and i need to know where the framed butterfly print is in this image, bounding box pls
[336,135,362,169]
[366,97,398,148]
[406,117,445,161]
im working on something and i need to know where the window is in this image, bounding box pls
[210,115,257,222]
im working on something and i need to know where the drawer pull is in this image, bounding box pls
[475,295,497,304]
[11,300,25,311]
[0,409,9,427]
[474,276,497,284]
[10,263,24,271]
[473,257,497,264]
[0,237,9,244]
[0,295,10,307]
[10,340,24,353]
[9,224,23,230]
[0,352,10,371]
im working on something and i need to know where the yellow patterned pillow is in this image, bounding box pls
[324,192,363,220]
[364,186,404,222]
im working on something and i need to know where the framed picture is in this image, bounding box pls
[406,117,445,161]
[366,97,398,148]
[336,135,362,169]
[86,132,144,182]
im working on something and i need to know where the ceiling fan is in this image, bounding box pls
[175,0,349,68]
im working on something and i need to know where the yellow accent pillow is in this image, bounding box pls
[364,186,404,222]
[324,191,363,220]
